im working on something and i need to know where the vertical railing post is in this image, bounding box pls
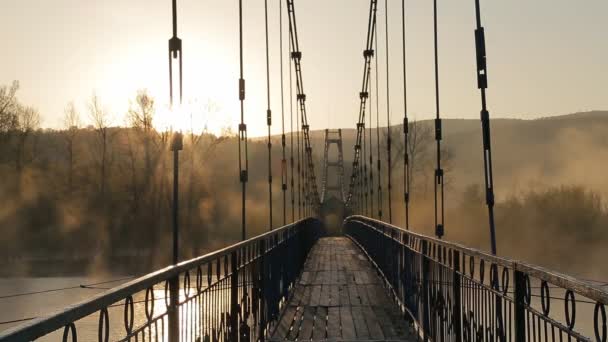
[259,238,266,341]
[452,250,462,342]
[168,276,179,342]
[514,269,526,342]
[421,240,430,340]
[230,250,239,341]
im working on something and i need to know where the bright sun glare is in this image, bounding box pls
[154,100,234,137]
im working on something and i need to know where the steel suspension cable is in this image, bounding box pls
[289,31,295,222]
[287,0,321,215]
[346,0,377,212]
[279,0,287,226]
[291,13,301,219]
[432,0,445,239]
[384,0,393,224]
[369,72,375,218]
[296,72,302,219]
[375,32,383,220]
[473,0,498,255]
[168,0,184,268]
[401,0,410,229]
[363,111,368,216]
[264,0,273,230]
[237,0,249,240]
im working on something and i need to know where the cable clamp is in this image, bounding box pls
[297,93,306,101]
[363,49,374,58]
[359,91,369,99]
[403,117,409,134]
[436,224,444,238]
[475,27,488,89]
[435,118,442,141]
[239,78,245,101]
[481,109,491,149]
[168,37,182,58]
[291,51,302,60]
[240,170,248,183]
[435,168,444,184]
[486,190,495,206]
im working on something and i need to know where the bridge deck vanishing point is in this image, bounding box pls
[271,237,414,341]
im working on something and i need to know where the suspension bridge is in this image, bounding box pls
[1,0,607,341]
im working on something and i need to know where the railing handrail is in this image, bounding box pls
[0,217,316,341]
[346,215,608,305]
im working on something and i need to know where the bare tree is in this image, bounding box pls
[127,89,155,180]
[14,105,40,172]
[385,119,433,196]
[124,129,140,212]
[64,102,80,192]
[0,81,19,141]
[89,94,112,198]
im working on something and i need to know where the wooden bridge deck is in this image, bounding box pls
[270,237,413,341]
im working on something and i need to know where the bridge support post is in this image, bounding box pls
[230,250,239,341]
[421,240,431,341]
[452,251,462,342]
[514,270,527,342]
[168,276,179,342]
[259,239,266,341]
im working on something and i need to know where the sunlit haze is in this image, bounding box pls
[2,0,607,136]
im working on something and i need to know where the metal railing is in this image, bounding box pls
[345,215,608,342]
[0,218,323,342]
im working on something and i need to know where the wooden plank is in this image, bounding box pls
[300,271,312,285]
[339,306,357,340]
[337,270,347,284]
[327,307,341,339]
[357,284,370,305]
[286,306,303,340]
[298,306,315,340]
[309,285,322,307]
[348,284,361,306]
[368,284,392,307]
[275,237,415,341]
[351,306,370,339]
[272,306,297,339]
[329,284,340,307]
[372,305,398,339]
[289,284,305,306]
[312,306,328,340]
[330,267,338,284]
[338,284,350,306]
[363,305,385,340]
[319,284,331,306]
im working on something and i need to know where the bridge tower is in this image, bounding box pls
[320,129,346,235]
[320,129,346,203]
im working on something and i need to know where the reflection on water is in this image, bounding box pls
[0,277,123,332]
[0,276,236,342]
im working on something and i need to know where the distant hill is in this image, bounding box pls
[304,110,608,199]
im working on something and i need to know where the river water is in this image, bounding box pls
[0,277,134,340]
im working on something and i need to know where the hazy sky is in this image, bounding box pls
[2,0,607,136]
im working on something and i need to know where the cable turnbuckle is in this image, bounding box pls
[169,37,182,58]
[475,27,488,89]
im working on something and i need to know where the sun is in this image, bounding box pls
[154,100,235,137]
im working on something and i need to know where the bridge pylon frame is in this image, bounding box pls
[321,129,346,204]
